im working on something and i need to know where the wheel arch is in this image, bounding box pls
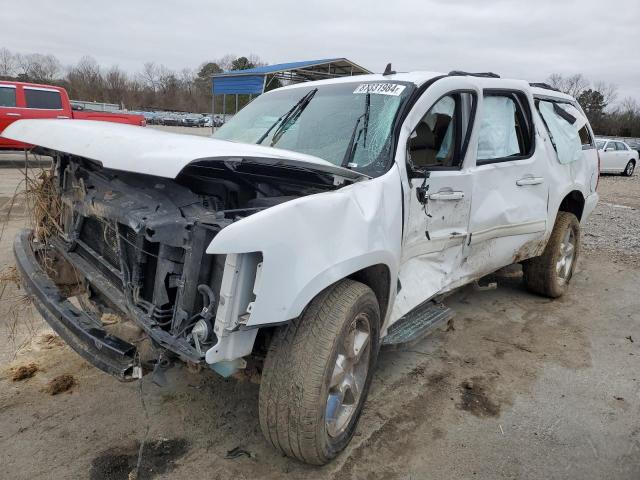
[347,263,392,323]
[557,189,585,221]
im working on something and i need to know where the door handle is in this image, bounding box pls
[6,113,21,117]
[516,177,544,186]
[429,191,464,201]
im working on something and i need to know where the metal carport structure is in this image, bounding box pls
[211,58,371,119]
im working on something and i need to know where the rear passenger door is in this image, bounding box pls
[600,141,618,172]
[466,90,549,276]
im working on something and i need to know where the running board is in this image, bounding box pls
[382,301,454,348]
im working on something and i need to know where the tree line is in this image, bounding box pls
[0,48,265,113]
[1,48,638,137]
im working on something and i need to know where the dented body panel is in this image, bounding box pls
[207,164,403,330]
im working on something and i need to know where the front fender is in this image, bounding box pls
[207,165,403,327]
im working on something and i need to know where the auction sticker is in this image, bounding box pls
[353,83,406,96]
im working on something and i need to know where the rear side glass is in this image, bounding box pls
[578,126,593,147]
[24,88,62,109]
[616,142,627,151]
[537,101,583,164]
[0,86,16,107]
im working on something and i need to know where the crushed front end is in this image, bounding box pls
[14,152,340,380]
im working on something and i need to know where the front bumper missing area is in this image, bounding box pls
[14,229,138,380]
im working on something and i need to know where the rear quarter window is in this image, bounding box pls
[578,125,593,148]
[24,88,63,109]
[0,86,16,107]
[536,100,585,164]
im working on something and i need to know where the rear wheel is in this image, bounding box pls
[258,279,380,464]
[623,160,635,176]
[522,211,580,298]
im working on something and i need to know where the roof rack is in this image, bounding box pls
[529,82,561,92]
[448,70,500,78]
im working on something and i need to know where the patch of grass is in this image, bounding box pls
[45,374,76,395]
[11,362,38,381]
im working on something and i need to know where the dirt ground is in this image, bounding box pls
[0,150,639,479]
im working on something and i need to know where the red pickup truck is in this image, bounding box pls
[0,80,145,150]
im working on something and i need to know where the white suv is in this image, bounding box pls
[4,71,599,465]
[596,138,639,175]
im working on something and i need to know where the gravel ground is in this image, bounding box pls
[583,173,640,266]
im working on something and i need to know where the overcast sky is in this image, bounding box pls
[3,0,639,102]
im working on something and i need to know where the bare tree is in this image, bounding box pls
[140,62,160,91]
[15,53,61,82]
[593,80,618,109]
[104,66,129,106]
[247,53,266,68]
[546,73,589,98]
[620,97,639,115]
[547,73,564,91]
[216,54,236,72]
[67,56,104,101]
[0,48,16,77]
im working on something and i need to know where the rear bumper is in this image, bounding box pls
[14,229,138,380]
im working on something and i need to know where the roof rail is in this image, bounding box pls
[529,82,561,92]
[448,70,500,78]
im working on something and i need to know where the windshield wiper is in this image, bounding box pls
[256,88,318,146]
[341,92,371,168]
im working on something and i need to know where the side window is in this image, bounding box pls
[578,125,593,147]
[605,142,615,151]
[477,93,533,163]
[24,88,63,109]
[407,92,475,170]
[616,142,628,151]
[0,86,16,107]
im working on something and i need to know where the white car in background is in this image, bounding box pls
[597,139,639,176]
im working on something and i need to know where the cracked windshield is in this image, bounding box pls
[213,82,413,177]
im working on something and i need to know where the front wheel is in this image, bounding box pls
[258,279,380,464]
[623,160,635,176]
[522,211,580,298]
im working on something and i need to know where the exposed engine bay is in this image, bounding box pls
[47,153,346,372]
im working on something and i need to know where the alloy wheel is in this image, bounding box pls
[325,313,371,437]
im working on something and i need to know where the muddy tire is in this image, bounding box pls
[623,160,635,176]
[258,279,380,465]
[522,211,580,298]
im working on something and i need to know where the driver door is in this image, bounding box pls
[393,78,479,321]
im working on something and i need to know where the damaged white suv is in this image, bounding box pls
[4,71,599,464]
